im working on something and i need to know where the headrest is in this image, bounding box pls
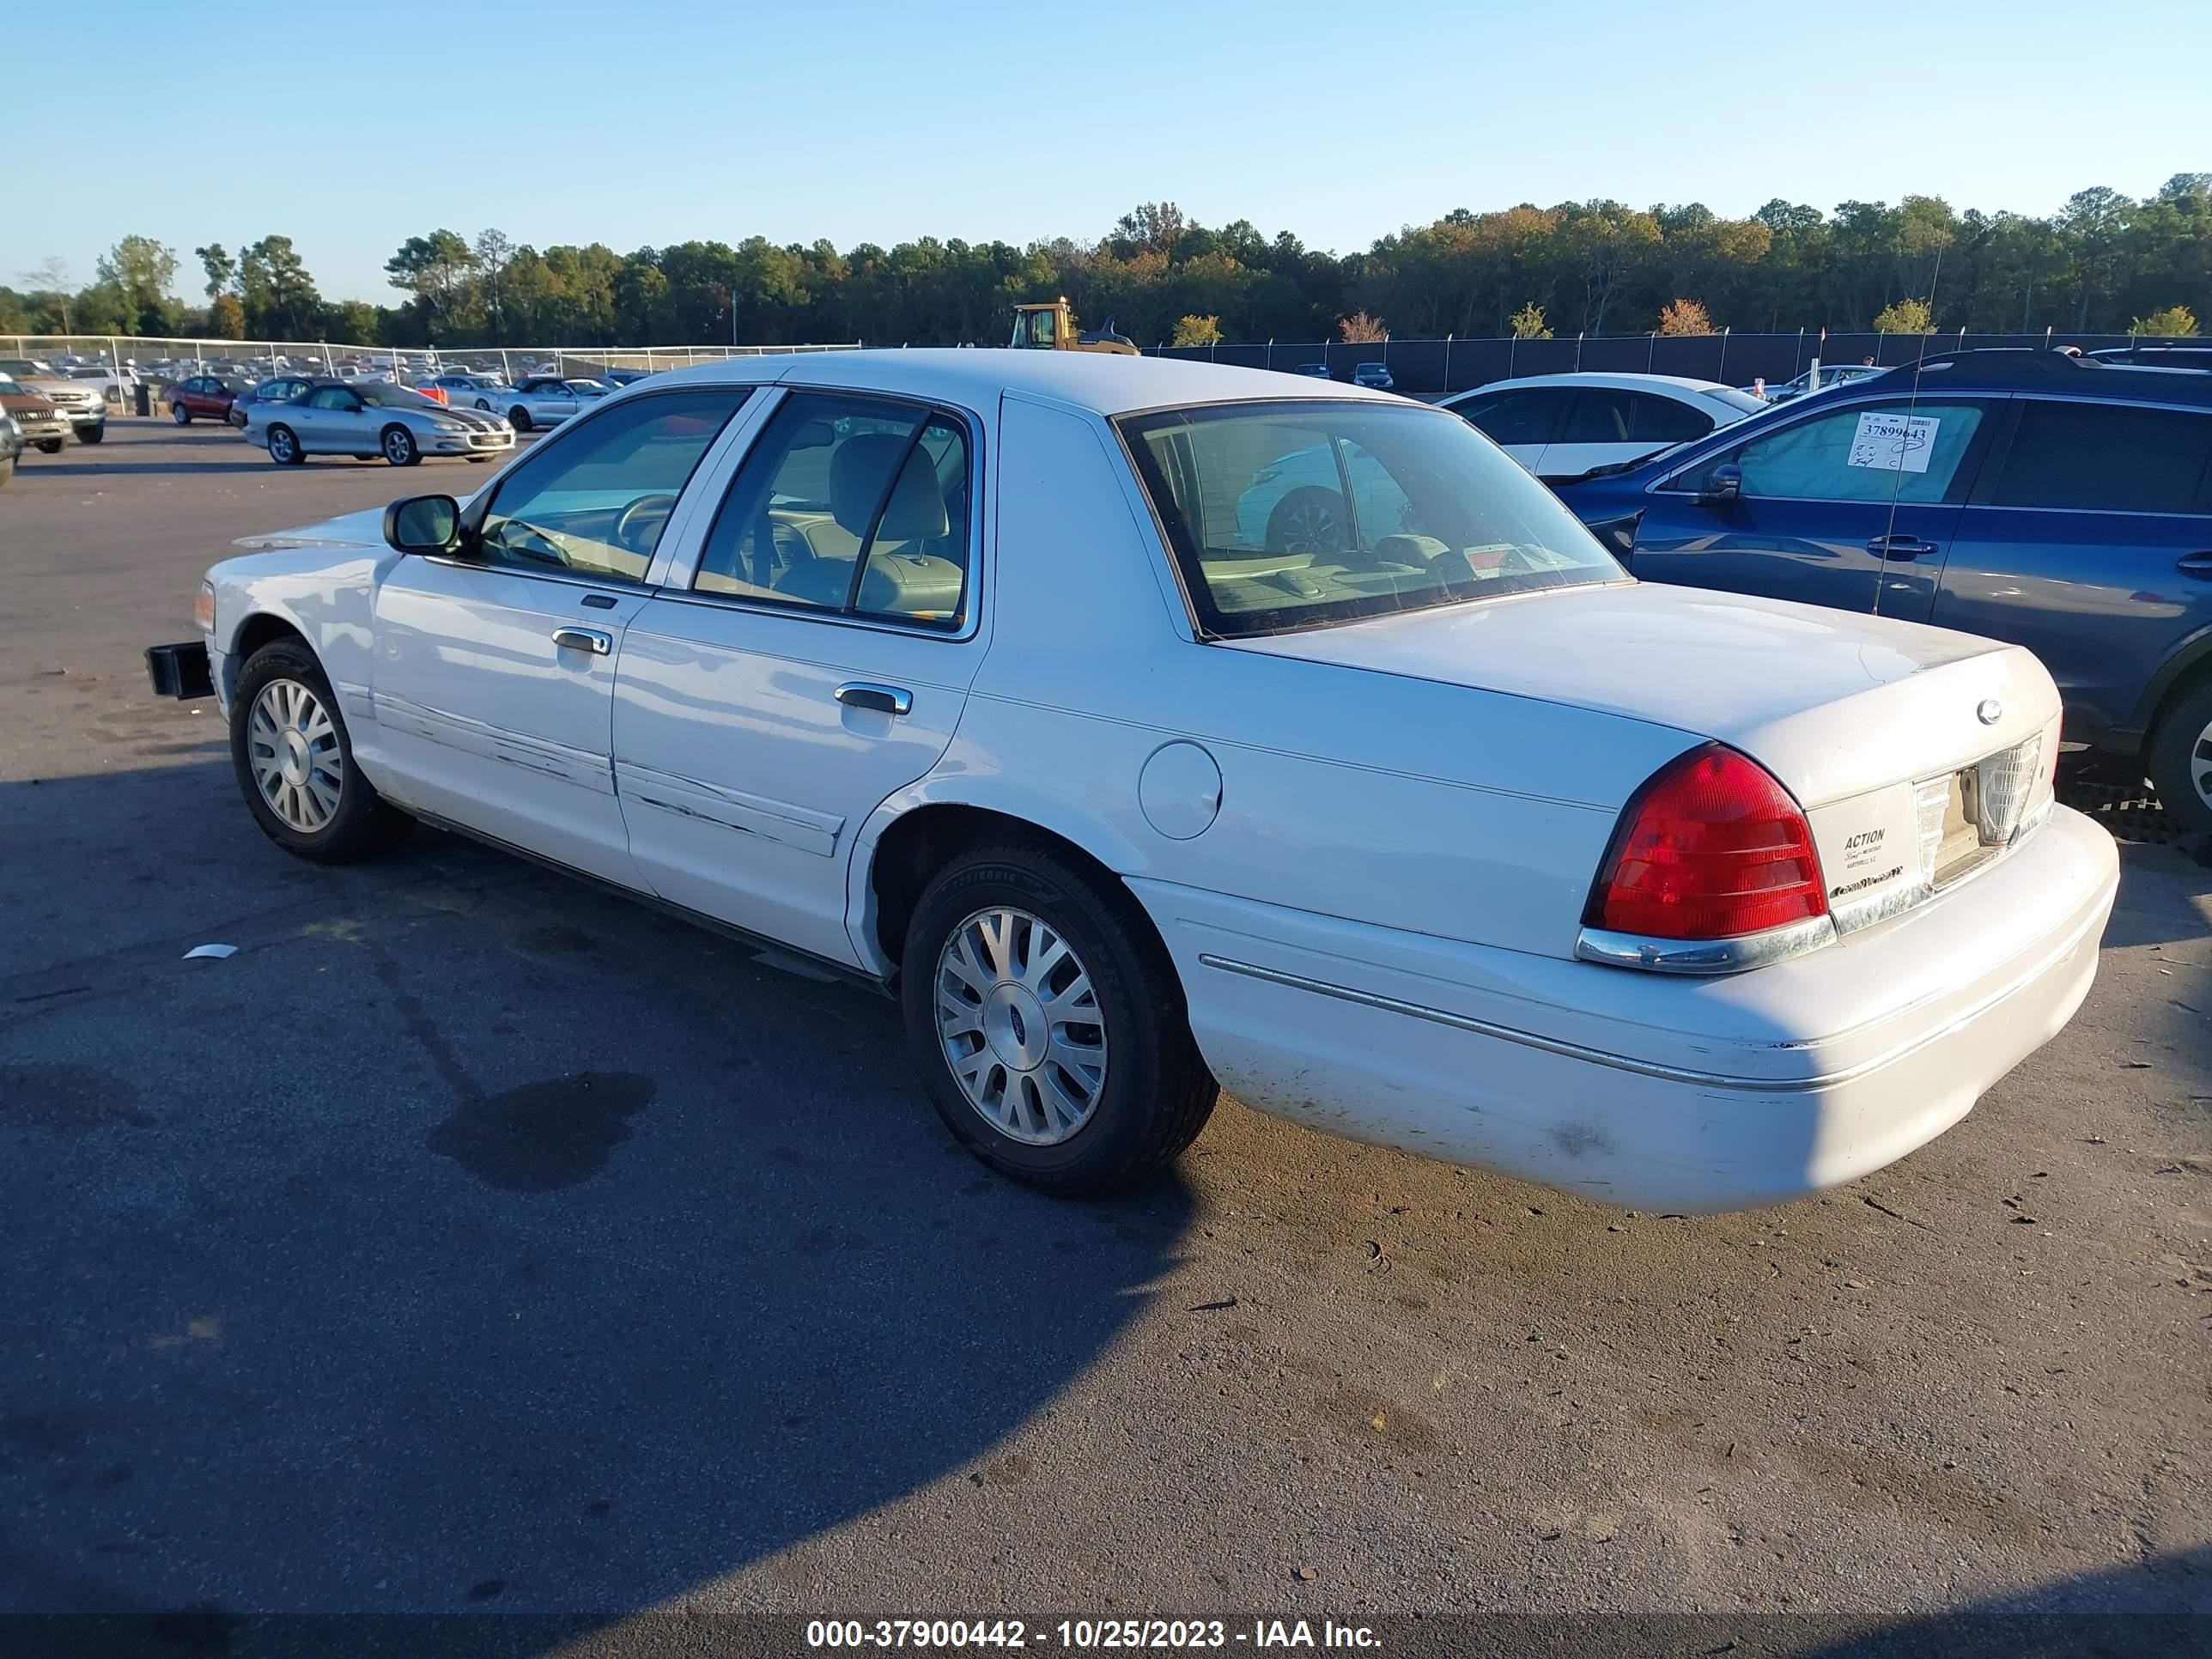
[830,432,950,541]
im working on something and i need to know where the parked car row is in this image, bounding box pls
[0,359,107,443]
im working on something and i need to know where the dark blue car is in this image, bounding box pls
[1550,350,2212,827]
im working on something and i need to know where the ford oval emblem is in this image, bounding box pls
[1976,698,2002,726]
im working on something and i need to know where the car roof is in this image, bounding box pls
[1443,371,1745,403]
[646,348,1406,416]
[1893,349,2212,406]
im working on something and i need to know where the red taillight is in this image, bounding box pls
[1589,745,1827,940]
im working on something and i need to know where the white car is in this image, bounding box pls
[151,352,2118,1212]
[1441,373,1766,482]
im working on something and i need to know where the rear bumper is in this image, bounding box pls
[1133,807,2118,1212]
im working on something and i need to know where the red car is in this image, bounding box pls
[168,374,246,425]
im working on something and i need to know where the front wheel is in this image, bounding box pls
[473,398,491,411]
[265,424,303,465]
[900,842,1217,1195]
[76,425,105,445]
[35,439,64,454]
[229,640,413,863]
[2147,678,2212,834]
[173,402,191,425]
[381,425,419,466]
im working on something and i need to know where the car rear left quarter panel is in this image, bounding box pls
[866,389,1705,1078]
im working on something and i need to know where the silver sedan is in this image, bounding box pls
[493,376,613,431]
[248,380,516,467]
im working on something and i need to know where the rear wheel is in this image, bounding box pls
[899,841,1217,1195]
[173,401,191,425]
[229,640,413,864]
[507,406,533,432]
[265,424,303,465]
[2147,677,2212,833]
[1266,486,1350,556]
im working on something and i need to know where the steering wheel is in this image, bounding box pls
[614,493,679,554]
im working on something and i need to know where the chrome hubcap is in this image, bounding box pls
[936,907,1107,1146]
[248,678,341,832]
[270,430,293,459]
[386,431,408,461]
[2191,720,2212,811]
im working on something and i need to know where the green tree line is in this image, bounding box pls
[7,177,2206,349]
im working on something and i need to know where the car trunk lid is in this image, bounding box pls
[1223,580,2059,810]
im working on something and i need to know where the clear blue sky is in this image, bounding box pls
[26,0,2208,303]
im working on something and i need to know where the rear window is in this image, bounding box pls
[1990,400,2212,514]
[1116,399,1624,638]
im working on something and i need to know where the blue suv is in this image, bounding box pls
[1550,350,2212,827]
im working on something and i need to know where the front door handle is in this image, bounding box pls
[551,626,613,655]
[835,681,912,717]
[2176,550,2212,579]
[1867,534,1936,562]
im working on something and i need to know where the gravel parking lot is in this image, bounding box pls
[2,420,2207,1650]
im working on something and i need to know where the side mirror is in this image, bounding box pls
[384,494,462,555]
[1698,462,1743,507]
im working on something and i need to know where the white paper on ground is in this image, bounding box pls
[182,943,239,960]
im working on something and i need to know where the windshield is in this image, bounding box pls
[0,374,20,394]
[1118,399,1626,637]
[355,381,441,410]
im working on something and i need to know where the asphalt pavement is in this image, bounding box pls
[1,420,2206,1653]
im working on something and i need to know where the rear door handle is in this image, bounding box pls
[1867,534,1936,562]
[834,682,912,716]
[551,626,613,655]
[2177,550,2212,579]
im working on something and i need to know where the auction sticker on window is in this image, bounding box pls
[1847,411,1939,472]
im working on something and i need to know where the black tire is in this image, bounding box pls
[36,438,64,454]
[76,423,104,445]
[228,409,246,428]
[1265,485,1350,556]
[381,424,419,466]
[899,840,1217,1196]
[265,423,303,465]
[229,639,414,864]
[472,398,491,411]
[173,401,191,425]
[2147,676,2212,834]
[507,406,533,433]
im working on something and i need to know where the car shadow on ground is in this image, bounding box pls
[20,455,283,477]
[0,761,1195,1639]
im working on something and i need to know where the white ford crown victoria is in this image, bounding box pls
[149,351,2119,1212]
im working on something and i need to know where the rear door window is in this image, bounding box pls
[1454,388,1571,447]
[692,392,973,629]
[1558,389,1636,445]
[1988,400,2212,514]
[1626,392,1712,444]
